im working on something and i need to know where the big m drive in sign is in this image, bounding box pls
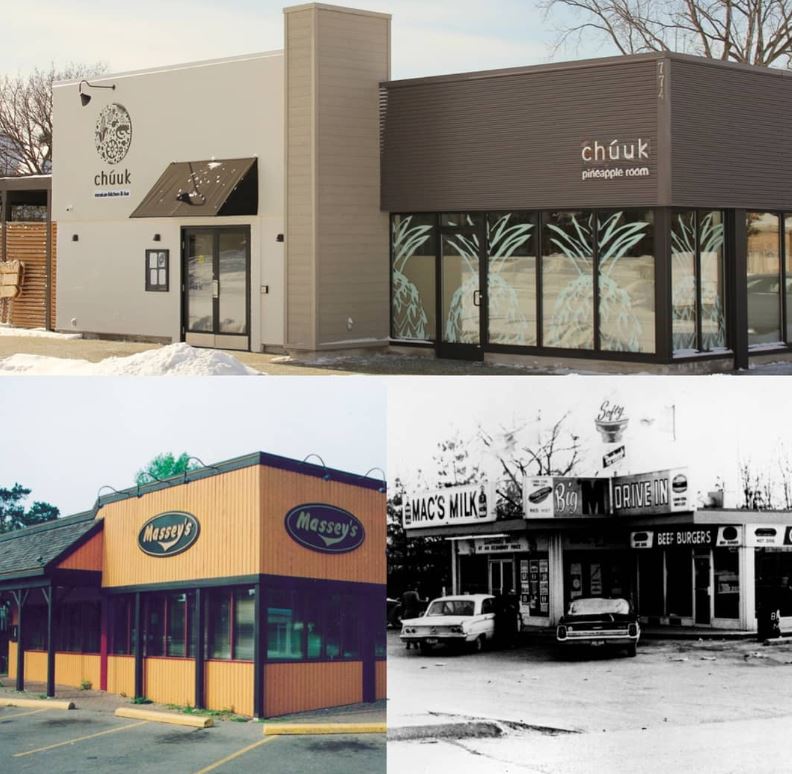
[612,468,691,516]
[403,483,496,529]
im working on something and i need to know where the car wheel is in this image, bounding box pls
[627,643,637,657]
[472,635,486,653]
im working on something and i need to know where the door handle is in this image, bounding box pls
[473,290,482,307]
[212,279,219,299]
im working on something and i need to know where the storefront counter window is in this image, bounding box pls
[206,587,254,661]
[714,549,739,619]
[755,550,792,617]
[665,547,693,617]
[25,601,101,654]
[110,596,133,655]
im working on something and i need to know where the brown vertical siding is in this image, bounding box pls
[143,658,194,706]
[57,530,103,571]
[107,655,135,697]
[265,661,362,716]
[4,222,57,329]
[101,467,261,588]
[259,467,386,584]
[670,58,792,209]
[375,660,386,701]
[381,59,659,212]
[205,661,254,716]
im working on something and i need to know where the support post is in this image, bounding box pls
[732,210,749,371]
[253,580,264,718]
[362,590,377,704]
[450,539,458,595]
[133,592,143,699]
[44,584,55,697]
[654,207,673,363]
[44,187,52,330]
[194,588,205,710]
[99,595,108,692]
[12,589,29,692]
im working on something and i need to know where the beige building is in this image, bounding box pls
[52,3,390,353]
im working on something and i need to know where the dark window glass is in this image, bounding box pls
[233,589,255,661]
[52,602,101,654]
[598,210,655,353]
[786,217,792,343]
[714,548,739,619]
[207,591,231,660]
[144,595,165,657]
[487,212,537,346]
[665,548,692,617]
[637,551,664,616]
[542,211,595,349]
[110,597,132,655]
[747,212,782,346]
[166,593,187,657]
[267,589,303,660]
[440,213,483,228]
[23,606,47,650]
[391,214,436,342]
[756,550,792,617]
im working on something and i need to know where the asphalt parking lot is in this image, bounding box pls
[0,704,385,774]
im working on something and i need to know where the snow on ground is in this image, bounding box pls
[748,361,792,374]
[0,325,82,340]
[0,343,261,376]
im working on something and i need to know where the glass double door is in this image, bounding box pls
[438,226,484,360]
[183,227,250,351]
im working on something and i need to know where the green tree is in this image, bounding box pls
[0,483,59,533]
[135,452,200,486]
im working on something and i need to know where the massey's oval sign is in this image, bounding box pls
[284,504,365,554]
[137,511,200,557]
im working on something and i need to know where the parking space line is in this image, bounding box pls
[13,720,149,757]
[193,735,279,774]
[1,708,51,720]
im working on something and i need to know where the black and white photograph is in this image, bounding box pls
[388,376,792,773]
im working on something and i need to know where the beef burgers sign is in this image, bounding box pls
[284,503,365,554]
[138,511,200,557]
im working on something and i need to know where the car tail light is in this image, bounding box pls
[450,626,464,634]
[628,623,638,637]
[557,625,567,640]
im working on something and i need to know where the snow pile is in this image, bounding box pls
[749,361,792,375]
[0,343,261,376]
[0,325,82,340]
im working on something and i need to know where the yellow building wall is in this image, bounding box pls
[143,658,194,706]
[205,660,254,716]
[6,647,99,689]
[107,656,135,697]
[260,467,386,584]
[265,661,362,717]
[101,466,261,587]
[376,660,386,701]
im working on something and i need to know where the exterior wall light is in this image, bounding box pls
[78,80,116,106]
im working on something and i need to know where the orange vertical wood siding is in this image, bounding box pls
[7,649,100,688]
[7,642,16,678]
[57,530,104,571]
[143,658,194,706]
[375,660,386,701]
[101,467,261,587]
[259,467,386,584]
[265,661,363,717]
[107,656,135,697]
[205,661,254,716]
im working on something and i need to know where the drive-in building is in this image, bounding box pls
[0,452,386,716]
[46,3,792,371]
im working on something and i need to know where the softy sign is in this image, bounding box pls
[284,503,365,554]
[138,511,200,557]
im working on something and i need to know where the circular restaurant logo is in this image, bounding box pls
[137,511,200,557]
[95,103,132,165]
[284,503,365,554]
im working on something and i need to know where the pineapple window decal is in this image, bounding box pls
[95,103,133,165]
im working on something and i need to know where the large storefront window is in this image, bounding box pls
[755,550,792,617]
[205,587,254,661]
[598,211,654,353]
[714,549,739,619]
[487,212,536,346]
[542,211,594,350]
[110,596,133,655]
[747,212,783,346]
[391,214,436,342]
[671,210,727,354]
[665,548,692,617]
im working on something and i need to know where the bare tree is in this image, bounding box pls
[541,0,792,68]
[0,63,106,176]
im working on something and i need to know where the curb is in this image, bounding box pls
[388,721,503,742]
[0,697,74,710]
[264,722,386,736]
[115,707,213,728]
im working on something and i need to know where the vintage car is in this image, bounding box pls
[556,596,640,657]
[400,594,495,653]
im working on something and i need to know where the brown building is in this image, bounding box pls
[0,452,386,717]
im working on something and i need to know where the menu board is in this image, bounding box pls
[527,556,550,616]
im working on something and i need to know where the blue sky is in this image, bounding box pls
[0,378,386,516]
[2,1,603,78]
